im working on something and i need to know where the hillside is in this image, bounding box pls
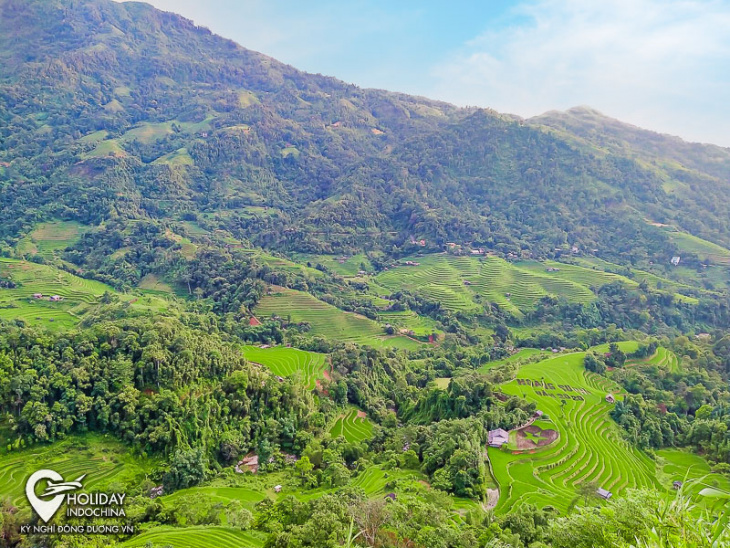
[1,0,730,269]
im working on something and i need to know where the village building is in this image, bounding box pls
[237,454,259,474]
[673,481,683,490]
[32,293,43,299]
[596,487,613,500]
[274,485,282,493]
[488,428,509,448]
[605,394,616,404]
[671,256,681,266]
[50,295,62,301]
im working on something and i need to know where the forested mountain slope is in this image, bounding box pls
[1,0,729,266]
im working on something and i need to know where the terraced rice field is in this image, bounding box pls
[243,345,328,389]
[122,526,266,548]
[0,258,115,328]
[16,221,86,258]
[0,259,169,329]
[0,436,155,513]
[666,230,730,265]
[626,346,680,372]
[162,486,267,511]
[378,310,442,337]
[255,286,419,349]
[330,408,374,443]
[375,255,597,317]
[657,449,730,505]
[490,342,660,514]
[478,348,551,373]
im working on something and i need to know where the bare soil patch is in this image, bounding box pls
[515,424,558,450]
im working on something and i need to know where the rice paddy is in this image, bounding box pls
[255,286,420,349]
[0,435,156,513]
[375,254,598,317]
[625,346,680,372]
[16,220,86,258]
[243,345,328,389]
[0,258,169,329]
[330,408,374,443]
[122,526,266,548]
[490,342,660,514]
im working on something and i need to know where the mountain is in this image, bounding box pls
[1,0,730,271]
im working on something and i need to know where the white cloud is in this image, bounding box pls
[430,0,730,146]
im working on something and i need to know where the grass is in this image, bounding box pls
[0,434,157,514]
[82,138,126,159]
[489,342,659,514]
[122,526,266,548]
[255,286,420,349]
[0,258,169,329]
[243,345,327,389]
[330,408,373,443]
[375,254,597,317]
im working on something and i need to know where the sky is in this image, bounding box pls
[122,0,730,147]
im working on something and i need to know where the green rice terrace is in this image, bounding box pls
[489,342,663,513]
[0,258,169,329]
[242,345,329,389]
[0,435,156,513]
[254,286,421,349]
[625,346,681,372]
[329,408,374,443]
[376,254,599,317]
[15,220,87,259]
[122,527,267,548]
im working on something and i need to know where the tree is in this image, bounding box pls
[163,448,209,492]
[295,455,315,487]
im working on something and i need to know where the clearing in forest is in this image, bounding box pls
[243,345,328,389]
[330,408,374,443]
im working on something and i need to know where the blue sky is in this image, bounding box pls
[125,0,730,147]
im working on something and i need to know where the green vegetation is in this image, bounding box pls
[255,286,418,348]
[1,2,730,547]
[16,220,86,258]
[122,527,266,548]
[0,435,156,512]
[330,408,373,443]
[490,343,659,513]
[376,255,597,317]
[243,345,328,389]
[666,229,730,265]
[0,258,169,329]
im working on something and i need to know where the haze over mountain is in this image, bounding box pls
[1,0,729,267]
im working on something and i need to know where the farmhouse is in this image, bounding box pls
[605,394,616,404]
[50,295,63,301]
[673,481,683,490]
[249,316,262,326]
[32,293,43,299]
[488,428,509,448]
[596,487,613,500]
[274,485,282,493]
[671,256,681,266]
